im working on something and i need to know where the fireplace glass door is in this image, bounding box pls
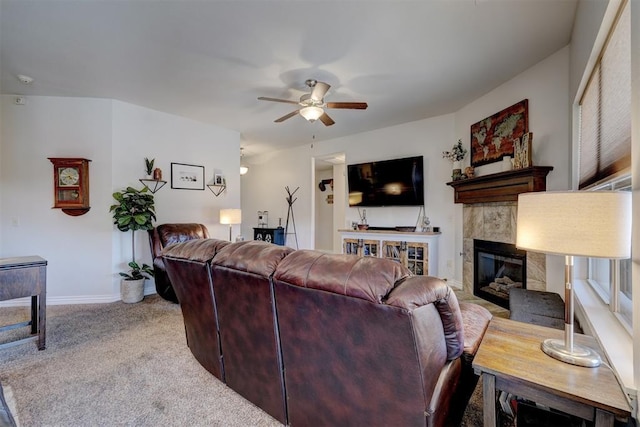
[474,239,526,309]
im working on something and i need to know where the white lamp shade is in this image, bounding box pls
[240,165,249,175]
[300,106,324,122]
[516,191,631,259]
[220,208,242,225]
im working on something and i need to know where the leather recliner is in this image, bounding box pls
[148,223,210,303]
[210,241,294,424]
[162,238,230,379]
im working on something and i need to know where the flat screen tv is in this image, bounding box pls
[347,156,424,207]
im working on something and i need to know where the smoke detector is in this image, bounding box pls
[17,74,34,85]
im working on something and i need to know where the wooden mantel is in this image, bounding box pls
[446,166,553,204]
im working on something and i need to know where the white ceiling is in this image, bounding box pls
[0,0,578,156]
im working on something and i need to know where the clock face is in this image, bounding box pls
[58,167,80,186]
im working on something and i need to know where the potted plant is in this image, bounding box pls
[443,139,468,180]
[109,186,156,303]
[144,158,155,178]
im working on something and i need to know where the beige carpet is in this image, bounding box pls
[0,290,506,426]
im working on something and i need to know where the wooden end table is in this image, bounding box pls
[473,317,631,427]
[0,256,47,350]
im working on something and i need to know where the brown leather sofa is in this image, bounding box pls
[162,239,492,427]
[148,223,210,303]
[161,238,230,379]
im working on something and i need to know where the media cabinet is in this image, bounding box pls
[338,229,440,276]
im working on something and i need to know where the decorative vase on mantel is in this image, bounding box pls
[452,161,463,181]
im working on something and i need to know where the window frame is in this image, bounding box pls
[584,175,632,333]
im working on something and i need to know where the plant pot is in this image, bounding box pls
[121,278,145,303]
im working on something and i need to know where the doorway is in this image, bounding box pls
[314,153,345,253]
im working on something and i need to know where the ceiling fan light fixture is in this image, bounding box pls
[300,106,324,122]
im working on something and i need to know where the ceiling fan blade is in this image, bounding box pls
[311,82,330,102]
[319,112,335,127]
[258,96,299,105]
[274,110,300,123]
[325,102,368,110]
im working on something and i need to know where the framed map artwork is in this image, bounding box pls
[470,99,529,167]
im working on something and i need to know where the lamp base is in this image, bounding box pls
[541,338,601,368]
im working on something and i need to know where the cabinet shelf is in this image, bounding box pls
[207,183,226,197]
[339,230,439,276]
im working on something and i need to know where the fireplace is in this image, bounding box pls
[474,239,526,309]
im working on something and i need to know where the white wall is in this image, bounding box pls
[242,113,459,281]
[332,162,346,252]
[454,46,571,294]
[111,100,240,297]
[314,168,333,251]
[0,96,240,303]
[0,96,115,301]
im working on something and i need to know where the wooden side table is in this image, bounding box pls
[0,256,47,350]
[473,317,630,427]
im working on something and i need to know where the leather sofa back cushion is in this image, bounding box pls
[212,241,293,276]
[156,223,209,247]
[273,250,410,303]
[162,238,230,263]
[387,276,465,360]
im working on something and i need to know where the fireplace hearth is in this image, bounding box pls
[474,239,526,309]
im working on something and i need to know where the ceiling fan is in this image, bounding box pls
[258,79,368,126]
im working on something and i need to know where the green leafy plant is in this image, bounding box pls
[442,139,468,162]
[119,261,154,280]
[144,158,155,176]
[109,186,156,280]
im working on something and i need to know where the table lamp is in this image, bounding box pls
[516,191,631,367]
[220,208,242,241]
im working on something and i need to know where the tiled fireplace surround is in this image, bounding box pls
[462,201,546,297]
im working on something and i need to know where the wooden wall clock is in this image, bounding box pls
[48,158,91,216]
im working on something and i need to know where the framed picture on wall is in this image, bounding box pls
[470,99,529,167]
[171,162,205,190]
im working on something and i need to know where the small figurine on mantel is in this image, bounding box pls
[357,208,368,230]
[421,216,431,232]
[464,166,475,178]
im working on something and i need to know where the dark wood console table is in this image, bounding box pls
[0,256,47,350]
[254,227,285,246]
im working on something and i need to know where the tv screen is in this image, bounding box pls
[347,156,424,207]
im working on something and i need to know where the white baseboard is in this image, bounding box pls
[0,286,158,307]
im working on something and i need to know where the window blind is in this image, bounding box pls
[579,1,631,189]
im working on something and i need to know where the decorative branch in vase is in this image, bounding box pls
[443,139,468,181]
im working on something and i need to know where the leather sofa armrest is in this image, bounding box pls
[386,276,464,360]
[458,302,492,365]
